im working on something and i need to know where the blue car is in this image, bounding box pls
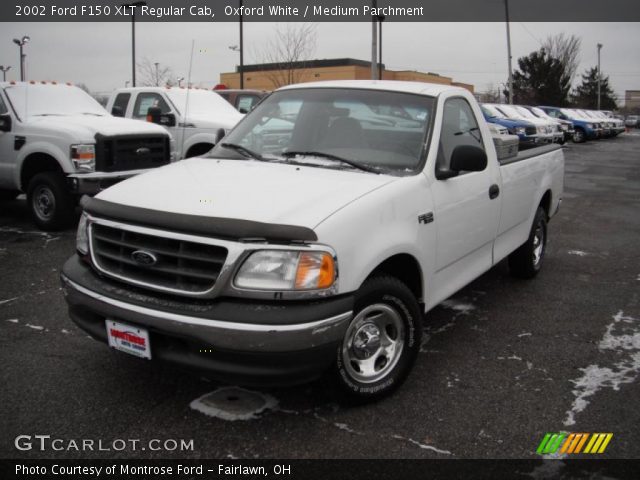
[538,106,601,143]
[481,104,539,148]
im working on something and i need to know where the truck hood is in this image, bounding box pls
[186,113,243,130]
[95,158,397,230]
[25,114,168,143]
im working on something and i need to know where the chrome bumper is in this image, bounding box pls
[61,275,352,353]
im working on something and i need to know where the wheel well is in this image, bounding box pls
[539,190,552,218]
[185,143,214,158]
[366,254,423,303]
[20,153,63,191]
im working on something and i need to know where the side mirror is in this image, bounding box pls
[214,128,226,144]
[437,145,487,180]
[0,113,11,132]
[111,106,124,117]
[146,107,176,127]
[238,108,248,114]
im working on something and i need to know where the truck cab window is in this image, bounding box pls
[111,93,131,117]
[133,93,171,119]
[437,97,484,173]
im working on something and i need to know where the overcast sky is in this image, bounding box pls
[0,22,638,104]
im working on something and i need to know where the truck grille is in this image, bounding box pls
[95,134,170,172]
[525,126,537,135]
[90,223,227,294]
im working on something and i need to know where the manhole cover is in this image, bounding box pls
[190,387,278,421]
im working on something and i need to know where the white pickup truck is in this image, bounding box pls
[61,81,564,401]
[0,82,172,230]
[106,87,243,159]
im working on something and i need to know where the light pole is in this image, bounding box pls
[597,43,603,110]
[122,1,146,87]
[238,0,244,89]
[371,0,378,80]
[504,1,514,104]
[0,66,11,81]
[177,76,184,87]
[154,61,159,86]
[12,36,30,81]
[378,15,385,80]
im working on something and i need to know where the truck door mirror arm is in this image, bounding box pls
[146,106,176,127]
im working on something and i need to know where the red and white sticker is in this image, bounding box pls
[105,320,151,359]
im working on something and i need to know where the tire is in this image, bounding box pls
[508,207,547,279]
[26,172,75,231]
[0,190,20,201]
[573,128,586,143]
[335,275,422,402]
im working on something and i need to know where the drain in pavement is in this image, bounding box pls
[190,387,278,421]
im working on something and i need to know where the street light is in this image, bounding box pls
[177,76,184,87]
[12,35,30,81]
[377,15,385,80]
[597,43,603,110]
[154,61,159,86]
[121,1,146,87]
[504,0,514,104]
[0,65,11,81]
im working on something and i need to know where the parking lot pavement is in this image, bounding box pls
[1,135,639,460]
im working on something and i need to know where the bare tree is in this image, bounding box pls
[257,23,318,89]
[137,57,176,87]
[477,83,503,103]
[542,33,581,83]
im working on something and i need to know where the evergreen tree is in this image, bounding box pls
[505,49,571,106]
[571,67,618,110]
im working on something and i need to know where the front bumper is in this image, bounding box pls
[67,169,156,195]
[60,255,353,386]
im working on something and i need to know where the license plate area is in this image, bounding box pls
[106,320,151,359]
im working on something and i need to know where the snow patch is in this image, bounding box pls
[567,250,589,257]
[25,324,44,331]
[190,387,278,421]
[440,299,476,314]
[6,318,19,323]
[518,332,532,337]
[392,434,451,455]
[0,297,19,306]
[563,310,640,426]
[61,329,71,334]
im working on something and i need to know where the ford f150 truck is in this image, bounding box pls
[0,82,172,230]
[61,81,564,401]
[106,87,243,159]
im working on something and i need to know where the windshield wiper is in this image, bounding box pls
[220,143,266,162]
[280,151,379,174]
[454,127,482,143]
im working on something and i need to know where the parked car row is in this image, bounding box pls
[625,115,640,128]
[482,102,625,147]
[0,81,249,229]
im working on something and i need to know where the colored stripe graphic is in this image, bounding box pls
[539,433,613,455]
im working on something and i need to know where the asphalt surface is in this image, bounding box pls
[1,133,639,461]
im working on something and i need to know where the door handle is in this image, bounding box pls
[489,184,500,199]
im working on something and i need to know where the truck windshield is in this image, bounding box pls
[514,106,537,119]
[208,88,434,175]
[165,89,240,117]
[530,106,551,119]
[5,84,106,119]
[481,105,505,118]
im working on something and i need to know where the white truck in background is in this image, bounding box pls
[0,82,172,230]
[106,87,243,159]
[62,81,564,401]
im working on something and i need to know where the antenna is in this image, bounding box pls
[180,40,195,159]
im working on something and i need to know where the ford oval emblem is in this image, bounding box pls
[136,147,151,155]
[131,250,157,266]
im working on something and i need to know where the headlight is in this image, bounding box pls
[235,250,336,291]
[76,213,89,255]
[560,124,568,131]
[587,123,594,129]
[71,144,96,172]
[514,127,526,135]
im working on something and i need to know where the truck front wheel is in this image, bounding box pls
[508,207,547,279]
[27,172,75,231]
[335,275,422,402]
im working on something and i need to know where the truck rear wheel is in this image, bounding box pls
[335,275,421,402]
[508,207,547,279]
[27,172,75,231]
